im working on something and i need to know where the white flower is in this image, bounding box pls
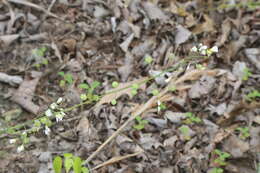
[55,111,65,122]
[45,109,53,117]
[9,139,16,144]
[157,100,161,113]
[199,45,208,51]
[210,46,218,53]
[44,126,51,135]
[190,46,198,52]
[201,50,207,55]
[50,103,58,109]
[17,145,24,153]
[56,97,63,104]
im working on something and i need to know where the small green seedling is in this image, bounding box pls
[111,99,117,105]
[133,115,148,130]
[152,89,159,96]
[32,47,48,69]
[112,81,119,88]
[236,127,250,140]
[183,112,201,124]
[210,167,224,173]
[78,81,100,102]
[144,55,153,64]
[242,67,252,81]
[246,90,260,101]
[196,64,206,70]
[131,84,139,96]
[213,149,230,166]
[179,125,191,140]
[58,72,74,87]
[53,153,89,173]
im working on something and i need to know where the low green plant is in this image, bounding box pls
[133,115,148,130]
[58,72,74,87]
[111,99,117,105]
[157,101,167,112]
[32,47,48,69]
[213,149,230,166]
[183,112,201,124]
[210,167,224,173]
[112,81,119,88]
[53,153,89,173]
[78,81,100,102]
[179,125,191,140]
[131,83,139,96]
[152,89,159,96]
[144,54,153,64]
[236,127,250,140]
[242,67,252,81]
[246,90,260,101]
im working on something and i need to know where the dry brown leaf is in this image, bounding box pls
[11,71,42,114]
[217,19,231,46]
[192,15,215,34]
[96,77,148,107]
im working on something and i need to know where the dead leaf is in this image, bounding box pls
[217,19,231,46]
[96,77,148,107]
[142,1,168,21]
[175,25,191,45]
[223,135,249,158]
[0,72,23,86]
[120,33,135,52]
[188,75,216,99]
[11,71,42,114]
[0,34,19,46]
[244,48,260,70]
[192,15,215,34]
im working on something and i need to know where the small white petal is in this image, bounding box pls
[50,103,58,109]
[56,97,63,104]
[17,145,24,152]
[199,45,208,51]
[190,46,198,52]
[201,50,206,55]
[44,126,51,135]
[45,109,53,117]
[9,139,16,144]
[211,46,218,53]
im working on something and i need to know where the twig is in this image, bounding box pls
[7,0,62,20]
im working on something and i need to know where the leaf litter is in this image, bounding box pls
[0,0,260,173]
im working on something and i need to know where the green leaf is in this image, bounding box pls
[133,124,145,130]
[135,115,142,122]
[81,167,89,173]
[59,80,65,87]
[73,157,82,173]
[80,94,87,101]
[64,74,73,84]
[112,81,119,88]
[144,55,153,64]
[91,81,100,89]
[64,157,73,173]
[78,83,89,89]
[111,99,117,105]
[58,71,65,77]
[63,153,73,158]
[152,89,159,96]
[53,156,62,173]
[131,84,139,90]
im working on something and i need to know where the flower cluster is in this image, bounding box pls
[190,44,218,56]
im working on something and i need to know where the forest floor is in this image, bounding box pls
[0,0,260,173]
